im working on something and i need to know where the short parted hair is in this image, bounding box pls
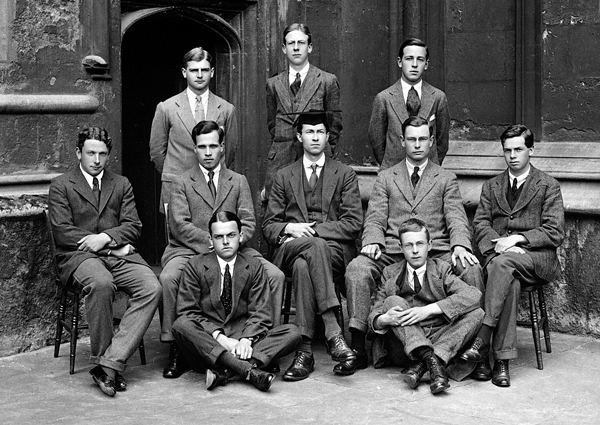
[283,23,312,45]
[402,116,431,137]
[191,120,224,145]
[77,127,112,153]
[500,124,534,148]
[398,38,429,61]
[182,47,214,68]
[208,211,242,236]
[398,218,431,242]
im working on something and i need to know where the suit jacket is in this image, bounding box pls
[362,160,472,255]
[266,65,343,170]
[149,89,238,179]
[262,157,363,263]
[369,80,450,170]
[473,166,565,282]
[48,168,148,283]
[176,251,272,340]
[161,164,256,267]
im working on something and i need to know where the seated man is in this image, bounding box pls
[160,120,284,378]
[48,127,161,397]
[172,212,301,392]
[368,219,483,394]
[462,124,565,387]
[346,116,483,373]
[263,111,363,380]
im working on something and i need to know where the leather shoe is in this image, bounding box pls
[114,372,127,392]
[470,358,492,381]
[283,351,315,381]
[403,361,427,389]
[163,343,188,379]
[89,365,116,397]
[461,337,487,363]
[492,360,510,387]
[247,367,275,392]
[326,333,356,362]
[206,369,228,391]
[426,355,450,394]
[333,349,368,375]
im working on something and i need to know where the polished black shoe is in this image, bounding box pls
[470,358,492,381]
[492,360,510,387]
[282,351,315,381]
[333,349,368,375]
[426,356,450,394]
[403,361,427,389]
[163,343,188,379]
[206,369,228,391]
[114,372,127,392]
[89,365,116,397]
[461,337,486,363]
[247,367,275,392]
[326,333,357,362]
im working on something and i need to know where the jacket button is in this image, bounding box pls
[510,215,514,219]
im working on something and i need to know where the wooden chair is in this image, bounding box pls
[46,212,146,374]
[517,281,551,370]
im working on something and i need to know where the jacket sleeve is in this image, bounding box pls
[149,101,169,174]
[435,91,450,165]
[262,170,289,244]
[170,176,212,252]
[442,173,473,252]
[241,262,272,339]
[473,180,501,257]
[520,180,565,249]
[266,80,277,140]
[324,75,343,157]
[434,261,481,322]
[101,178,143,246]
[223,104,239,169]
[361,173,390,248]
[48,178,92,250]
[236,175,257,243]
[368,93,388,165]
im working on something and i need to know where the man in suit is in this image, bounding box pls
[263,111,362,380]
[369,219,483,394]
[462,124,564,387]
[369,38,450,170]
[345,116,483,374]
[159,121,284,379]
[264,23,343,197]
[48,127,161,397]
[172,212,301,392]
[150,47,238,212]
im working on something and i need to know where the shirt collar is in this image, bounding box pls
[406,158,428,175]
[303,153,325,169]
[79,164,104,189]
[407,262,427,288]
[216,255,237,274]
[199,163,221,177]
[187,87,209,103]
[401,79,423,99]
[508,165,530,187]
[289,62,310,79]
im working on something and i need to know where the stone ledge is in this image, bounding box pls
[0,94,99,114]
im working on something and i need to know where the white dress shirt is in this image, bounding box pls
[288,62,310,85]
[303,153,325,181]
[199,163,221,192]
[79,164,104,190]
[508,166,530,189]
[401,79,423,104]
[187,87,209,118]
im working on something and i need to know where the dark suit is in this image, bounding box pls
[262,158,362,338]
[172,252,301,370]
[49,168,161,373]
[473,165,564,360]
[265,65,343,192]
[368,259,483,380]
[369,80,450,170]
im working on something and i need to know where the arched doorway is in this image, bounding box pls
[121,8,241,265]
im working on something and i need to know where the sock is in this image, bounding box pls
[215,352,252,377]
[322,310,342,340]
[477,325,493,346]
[413,346,434,363]
[350,328,366,354]
[298,336,312,354]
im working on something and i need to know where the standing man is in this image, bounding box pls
[462,124,564,387]
[159,121,284,379]
[173,212,301,392]
[264,23,343,197]
[150,47,238,212]
[369,38,450,170]
[263,111,362,380]
[49,127,161,397]
[345,116,483,374]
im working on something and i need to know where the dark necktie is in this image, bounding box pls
[511,177,518,193]
[208,170,217,200]
[309,163,318,189]
[221,264,232,316]
[411,166,420,188]
[92,177,100,207]
[194,96,205,123]
[290,72,301,96]
[413,271,422,293]
[406,86,421,117]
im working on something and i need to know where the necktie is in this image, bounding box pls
[92,177,100,207]
[512,177,518,193]
[309,163,318,189]
[208,170,217,200]
[194,95,205,123]
[406,86,421,117]
[413,271,422,293]
[411,166,420,188]
[221,264,232,316]
[290,72,301,96]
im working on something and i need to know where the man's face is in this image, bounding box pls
[398,45,429,84]
[298,123,328,158]
[401,124,432,165]
[503,136,533,176]
[194,130,223,171]
[182,59,214,94]
[76,139,109,177]
[400,229,431,269]
[210,220,242,262]
[282,30,312,68]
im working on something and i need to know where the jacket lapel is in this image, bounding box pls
[290,160,309,222]
[71,168,99,210]
[412,163,439,208]
[424,259,445,300]
[98,171,116,214]
[273,71,293,114]
[230,255,249,318]
[206,90,221,122]
[388,80,409,124]
[393,161,415,205]
[175,90,196,136]
[190,165,215,208]
[206,257,227,320]
[492,171,512,214]
[418,82,435,120]
[320,158,337,218]
[512,166,542,214]
[295,65,321,112]
[214,168,233,211]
